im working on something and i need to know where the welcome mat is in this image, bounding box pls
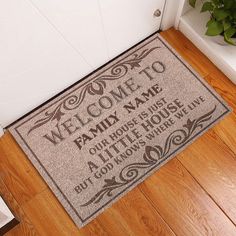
[9,33,231,227]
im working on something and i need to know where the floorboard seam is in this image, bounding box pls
[177,158,236,228]
[138,186,178,236]
[212,128,236,158]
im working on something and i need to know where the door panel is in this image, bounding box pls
[99,0,165,58]
[0,0,92,127]
[0,0,165,127]
[30,0,109,69]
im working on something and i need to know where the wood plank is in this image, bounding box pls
[22,184,175,236]
[139,158,236,236]
[0,177,39,236]
[213,114,236,154]
[178,129,236,223]
[93,188,175,236]
[80,219,110,236]
[204,74,236,153]
[21,189,82,236]
[204,74,236,112]
[0,132,47,206]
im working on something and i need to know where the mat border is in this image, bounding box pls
[11,33,231,224]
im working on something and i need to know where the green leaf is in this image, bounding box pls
[201,2,214,12]
[225,27,236,39]
[223,20,231,30]
[206,19,215,27]
[189,0,197,7]
[212,0,219,5]
[215,0,224,6]
[224,27,236,45]
[212,0,224,5]
[224,34,236,45]
[213,8,230,21]
[206,21,224,36]
[223,0,235,9]
[227,10,234,20]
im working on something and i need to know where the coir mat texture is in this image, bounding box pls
[9,33,231,228]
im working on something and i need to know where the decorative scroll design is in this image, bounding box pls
[81,105,217,206]
[27,47,160,135]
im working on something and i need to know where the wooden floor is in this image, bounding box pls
[1,28,236,236]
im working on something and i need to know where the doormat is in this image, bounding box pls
[9,33,231,228]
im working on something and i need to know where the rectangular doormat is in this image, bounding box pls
[9,33,231,228]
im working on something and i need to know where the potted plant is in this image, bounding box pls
[189,0,236,45]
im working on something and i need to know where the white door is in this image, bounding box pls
[0,0,166,128]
